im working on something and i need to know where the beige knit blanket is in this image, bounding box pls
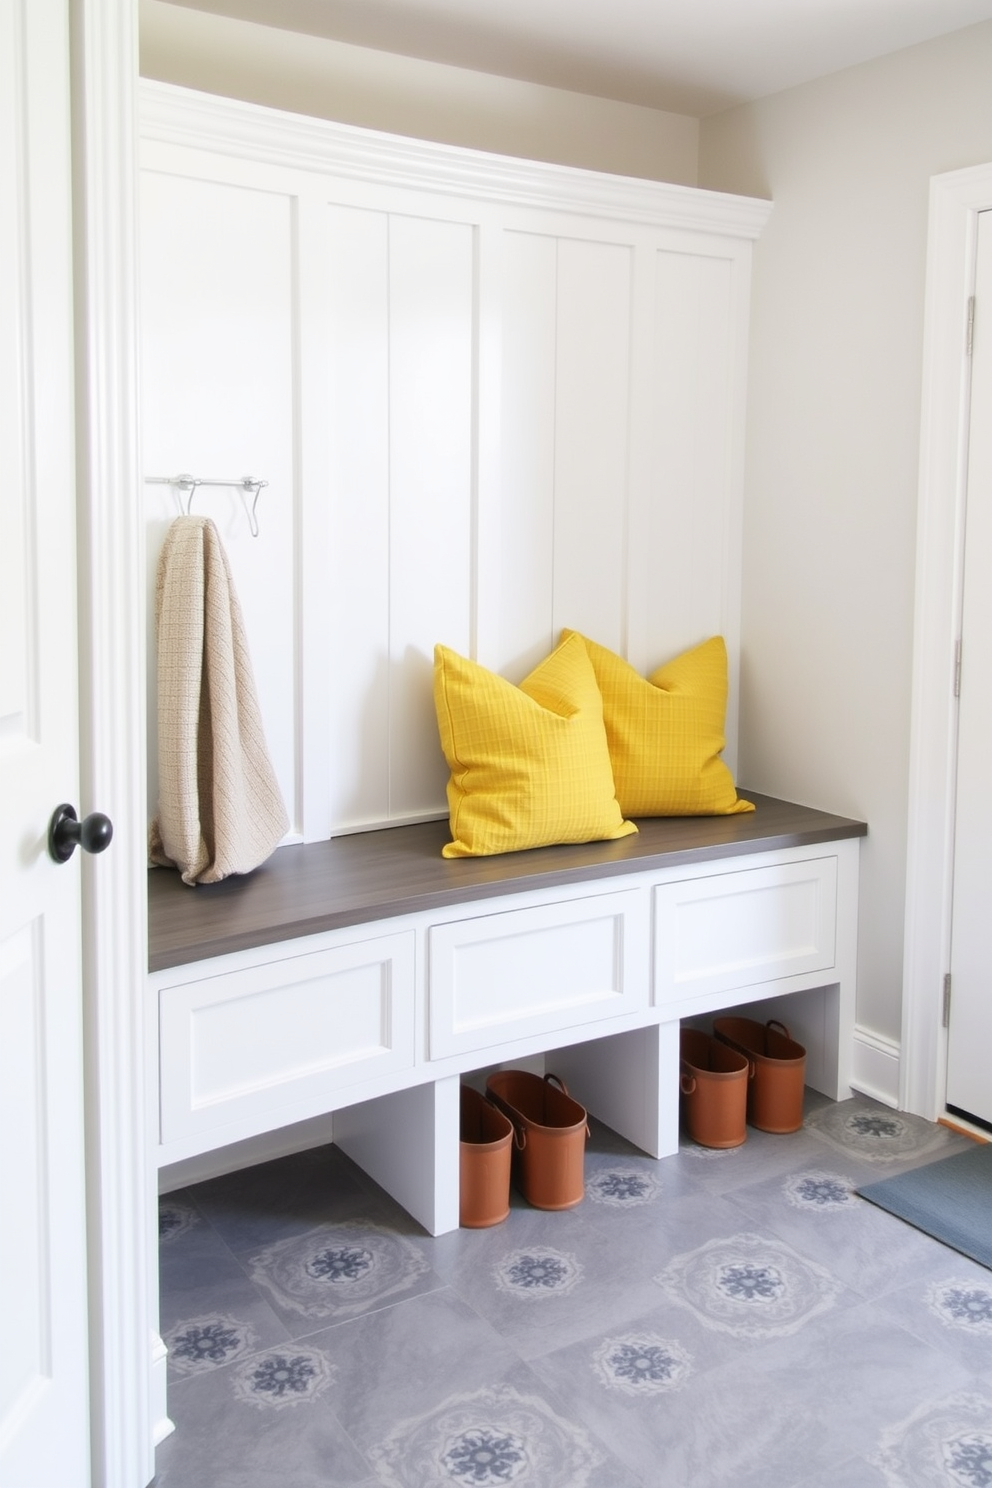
[149,515,289,885]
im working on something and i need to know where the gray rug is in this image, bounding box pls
[858,1142,992,1270]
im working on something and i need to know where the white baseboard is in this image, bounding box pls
[850,1025,900,1108]
[158,1112,337,1194]
[150,1334,173,1446]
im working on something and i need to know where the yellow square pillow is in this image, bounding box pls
[561,631,754,818]
[433,633,638,858]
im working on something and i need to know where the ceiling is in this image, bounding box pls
[162,0,992,115]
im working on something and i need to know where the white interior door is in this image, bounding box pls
[946,208,992,1130]
[0,1,92,1482]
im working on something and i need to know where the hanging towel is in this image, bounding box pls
[149,515,289,885]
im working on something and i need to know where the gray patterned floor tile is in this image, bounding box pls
[158,1194,291,1378]
[794,1456,889,1487]
[152,1341,371,1488]
[417,1199,690,1362]
[870,1261,992,1379]
[299,1289,643,1486]
[803,1096,969,1169]
[673,1110,845,1196]
[535,1299,970,1488]
[178,1142,373,1254]
[867,1383,992,1486]
[155,1103,989,1488]
[720,1153,983,1301]
[243,1217,447,1336]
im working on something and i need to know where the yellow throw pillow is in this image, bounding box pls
[433,633,638,858]
[562,631,754,818]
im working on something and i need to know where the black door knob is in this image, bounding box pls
[48,803,114,863]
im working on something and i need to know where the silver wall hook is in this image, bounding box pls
[146,473,269,536]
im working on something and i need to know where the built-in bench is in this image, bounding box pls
[147,793,865,1234]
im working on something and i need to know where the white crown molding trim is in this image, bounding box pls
[902,161,992,1121]
[138,78,773,240]
[850,1026,900,1110]
[73,2,154,1484]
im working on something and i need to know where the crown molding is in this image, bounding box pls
[139,79,773,241]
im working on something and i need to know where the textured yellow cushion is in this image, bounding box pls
[433,633,637,858]
[562,631,754,818]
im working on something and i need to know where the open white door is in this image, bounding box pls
[0,0,93,1481]
[946,209,992,1131]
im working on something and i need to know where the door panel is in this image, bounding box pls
[0,0,90,1481]
[947,208,992,1128]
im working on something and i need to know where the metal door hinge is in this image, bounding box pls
[954,638,963,698]
[942,972,952,1028]
[967,296,976,357]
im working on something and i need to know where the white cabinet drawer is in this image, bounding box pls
[654,856,838,1008]
[429,888,649,1060]
[158,931,415,1143]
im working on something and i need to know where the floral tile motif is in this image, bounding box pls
[592,1333,691,1396]
[232,1346,334,1411]
[164,1313,255,1375]
[679,1141,741,1162]
[159,1199,199,1243]
[493,1249,583,1299]
[804,1100,949,1164]
[654,1231,839,1338]
[870,1391,992,1486]
[246,1220,430,1320]
[586,1168,662,1208]
[926,1279,992,1334]
[782,1171,857,1212]
[367,1383,604,1487]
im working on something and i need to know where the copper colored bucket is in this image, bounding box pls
[679,1027,750,1149]
[459,1085,513,1228]
[485,1071,589,1210]
[713,1017,807,1133]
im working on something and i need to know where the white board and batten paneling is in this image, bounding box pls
[139,81,772,844]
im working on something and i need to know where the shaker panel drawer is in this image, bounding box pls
[158,931,415,1142]
[429,889,648,1059]
[654,857,838,1006]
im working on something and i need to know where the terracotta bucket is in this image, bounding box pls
[485,1071,589,1210]
[679,1027,750,1149]
[459,1085,513,1228]
[713,1017,807,1133]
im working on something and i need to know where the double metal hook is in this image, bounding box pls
[147,473,269,537]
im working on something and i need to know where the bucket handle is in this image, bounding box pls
[485,1091,527,1150]
[766,1019,792,1041]
[545,1072,592,1139]
[679,1060,697,1096]
[713,1030,758,1078]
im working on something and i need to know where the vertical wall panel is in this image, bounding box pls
[388,214,475,820]
[140,171,298,832]
[643,250,737,662]
[496,230,558,681]
[325,204,391,830]
[552,238,633,652]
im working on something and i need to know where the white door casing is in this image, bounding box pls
[945,209,992,1128]
[0,0,90,1480]
[903,161,992,1121]
[72,0,158,1482]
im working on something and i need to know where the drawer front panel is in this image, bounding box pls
[654,857,838,1006]
[429,889,648,1059]
[159,932,415,1142]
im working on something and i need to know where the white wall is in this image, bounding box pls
[138,0,698,185]
[699,21,992,1048]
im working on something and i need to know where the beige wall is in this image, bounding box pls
[139,0,699,184]
[699,21,992,1046]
